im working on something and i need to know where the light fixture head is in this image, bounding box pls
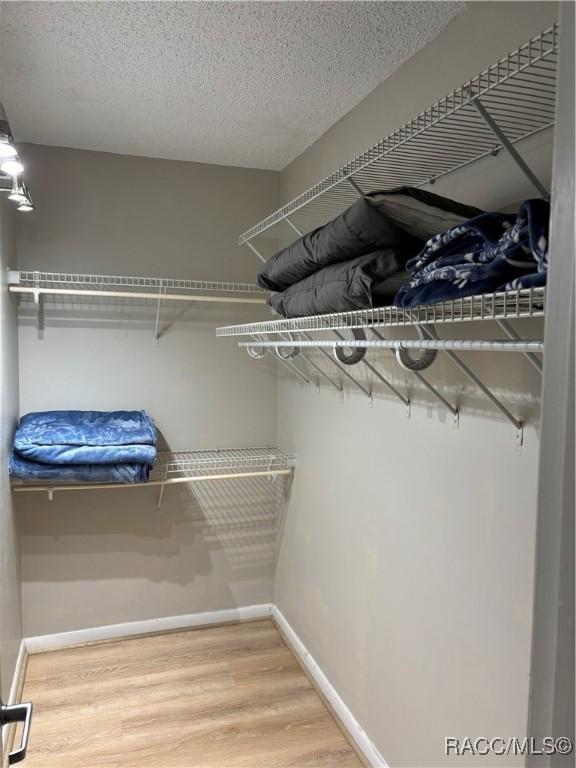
[9,193,27,203]
[8,177,27,203]
[1,158,23,176]
[0,137,17,159]
[0,103,33,209]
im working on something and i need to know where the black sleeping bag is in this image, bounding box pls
[268,250,413,318]
[258,196,420,292]
[258,187,483,294]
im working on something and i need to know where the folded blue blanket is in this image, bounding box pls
[394,199,549,307]
[9,451,151,484]
[14,410,157,465]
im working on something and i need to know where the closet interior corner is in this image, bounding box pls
[0,2,573,767]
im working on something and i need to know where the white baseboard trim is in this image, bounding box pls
[272,605,388,768]
[2,639,27,751]
[6,639,27,704]
[24,603,273,654]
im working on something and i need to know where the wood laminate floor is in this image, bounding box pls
[17,620,364,768]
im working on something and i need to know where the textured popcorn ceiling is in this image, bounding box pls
[1,1,465,170]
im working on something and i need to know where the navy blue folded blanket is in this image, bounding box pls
[9,410,157,484]
[394,199,549,308]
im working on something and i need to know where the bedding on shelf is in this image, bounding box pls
[9,410,157,484]
[259,187,483,318]
[394,199,550,307]
[268,251,411,318]
[9,452,151,484]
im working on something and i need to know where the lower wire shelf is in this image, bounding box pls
[11,447,295,504]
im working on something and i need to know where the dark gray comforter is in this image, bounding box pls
[258,196,419,292]
[258,187,484,318]
[268,250,412,318]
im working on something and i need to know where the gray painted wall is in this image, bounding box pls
[274,3,558,766]
[0,196,22,700]
[15,145,280,636]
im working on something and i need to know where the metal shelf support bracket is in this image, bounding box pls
[472,98,549,198]
[421,325,524,437]
[297,352,342,395]
[496,319,543,373]
[285,217,303,238]
[153,283,166,344]
[245,240,266,264]
[302,332,372,403]
[370,328,458,421]
[347,177,365,197]
[33,271,45,336]
[333,330,408,408]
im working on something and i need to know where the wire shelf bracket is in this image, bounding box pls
[471,97,549,197]
[419,325,524,445]
[332,329,410,412]
[370,327,459,426]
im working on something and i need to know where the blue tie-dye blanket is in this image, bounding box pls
[10,410,157,484]
[9,451,151,483]
[394,199,549,307]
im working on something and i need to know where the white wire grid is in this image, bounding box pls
[216,287,545,337]
[150,447,294,480]
[10,270,266,297]
[239,25,558,243]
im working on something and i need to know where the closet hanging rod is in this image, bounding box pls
[239,339,544,354]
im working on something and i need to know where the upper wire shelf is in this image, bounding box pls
[8,270,267,305]
[216,287,546,337]
[239,24,558,244]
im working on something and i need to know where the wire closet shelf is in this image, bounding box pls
[8,270,268,305]
[11,447,295,504]
[217,287,546,336]
[239,24,557,245]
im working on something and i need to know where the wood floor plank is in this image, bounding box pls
[20,620,363,768]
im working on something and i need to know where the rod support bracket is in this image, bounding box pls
[406,401,412,419]
[453,410,460,429]
[516,426,524,449]
[47,488,54,502]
